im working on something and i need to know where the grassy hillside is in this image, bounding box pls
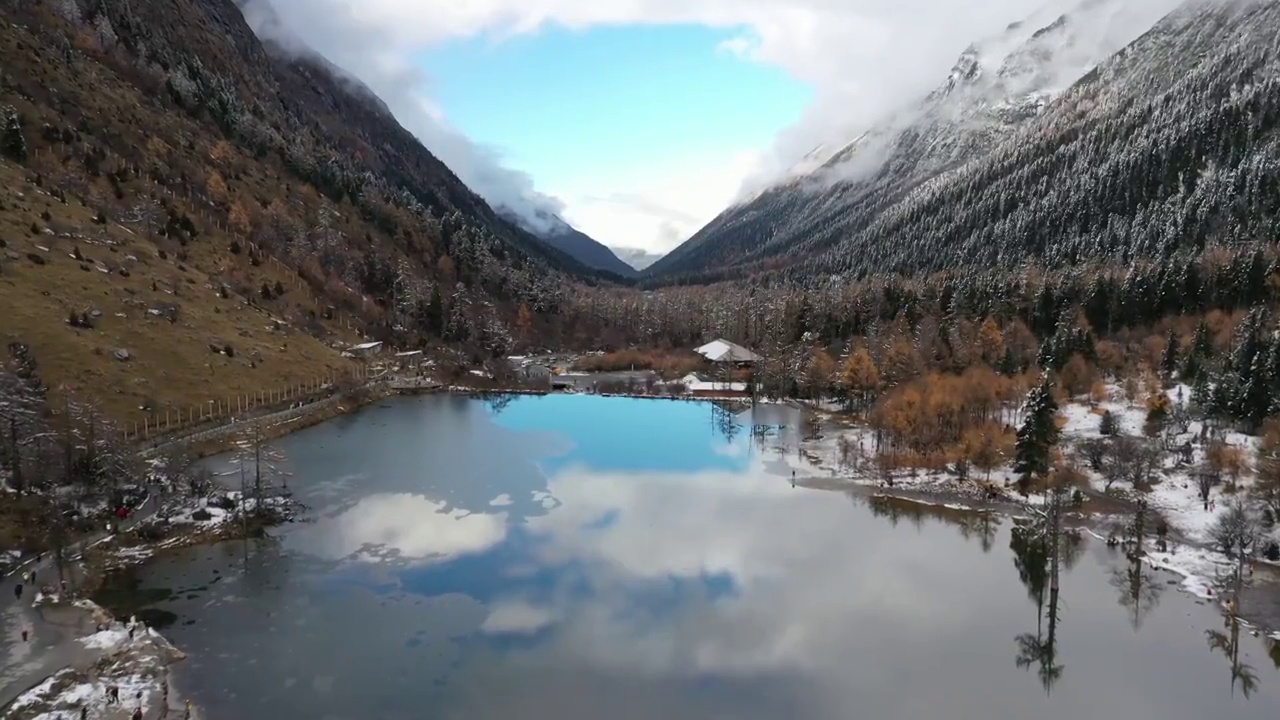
[0,0,605,428]
[0,161,358,429]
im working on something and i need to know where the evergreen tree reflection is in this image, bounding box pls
[1010,488,1081,695]
[1206,609,1259,699]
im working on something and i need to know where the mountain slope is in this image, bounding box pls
[499,208,637,278]
[647,0,1277,284]
[0,0,603,425]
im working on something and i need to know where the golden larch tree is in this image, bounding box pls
[206,170,229,204]
[515,303,534,348]
[804,348,837,400]
[841,346,881,414]
[978,317,1005,365]
[228,201,252,238]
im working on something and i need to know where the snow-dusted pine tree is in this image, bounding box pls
[1014,377,1060,492]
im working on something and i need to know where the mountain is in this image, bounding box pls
[499,207,637,278]
[0,0,608,426]
[646,0,1280,284]
[609,246,665,272]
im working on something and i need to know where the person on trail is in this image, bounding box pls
[21,627,29,642]
[14,583,22,600]
[132,707,143,720]
[185,700,193,719]
[80,706,86,720]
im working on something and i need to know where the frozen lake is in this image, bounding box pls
[98,394,1280,719]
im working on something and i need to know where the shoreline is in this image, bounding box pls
[1,598,191,720]
[798,470,1280,640]
[7,387,1280,715]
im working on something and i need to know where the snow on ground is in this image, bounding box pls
[795,383,1279,610]
[1,549,22,577]
[79,627,131,651]
[3,613,181,720]
[1144,544,1236,600]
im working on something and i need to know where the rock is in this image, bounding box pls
[26,253,46,265]
[4,250,19,260]
[90,309,102,319]
[113,348,131,362]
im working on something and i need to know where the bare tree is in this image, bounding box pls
[1194,466,1220,512]
[1210,498,1263,594]
[1075,437,1107,474]
[232,423,291,521]
[1100,436,1162,491]
[150,442,213,517]
[0,368,49,493]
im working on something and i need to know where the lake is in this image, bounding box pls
[101,394,1280,719]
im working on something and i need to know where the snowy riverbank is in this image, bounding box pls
[793,384,1280,626]
[1,601,187,720]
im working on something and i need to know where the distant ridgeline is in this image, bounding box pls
[645,0,1280,285]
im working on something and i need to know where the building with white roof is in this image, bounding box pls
[695,339,760,365]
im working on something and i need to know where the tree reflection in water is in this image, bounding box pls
[1108,554,1164,630]
[710,402,741,445]
[1106,501,1165,630]
[478,392,516,416]
[1207,609,1260,698]
[1009,490,1082,695]
[862,495,1000,552]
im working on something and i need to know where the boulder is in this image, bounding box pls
[113,348,131,362]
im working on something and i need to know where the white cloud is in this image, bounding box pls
[552,150,762,253]
[243,0,1174,253]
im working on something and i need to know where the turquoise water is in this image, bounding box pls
[105,394,1280,719]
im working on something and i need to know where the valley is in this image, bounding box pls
[4,0,1280,717]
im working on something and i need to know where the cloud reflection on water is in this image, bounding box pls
[290,492,509,564]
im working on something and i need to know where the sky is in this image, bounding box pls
[240,0,1174,257]
[419,25,810,253]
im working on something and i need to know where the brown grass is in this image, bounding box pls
[0,163,360,430]
[573,349,706,379]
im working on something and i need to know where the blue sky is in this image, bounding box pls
[419,24,811,248]
[257,0,1074,255]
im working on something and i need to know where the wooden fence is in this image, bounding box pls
[121,364,379,443]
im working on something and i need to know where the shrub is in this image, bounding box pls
[573,349,705,379]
